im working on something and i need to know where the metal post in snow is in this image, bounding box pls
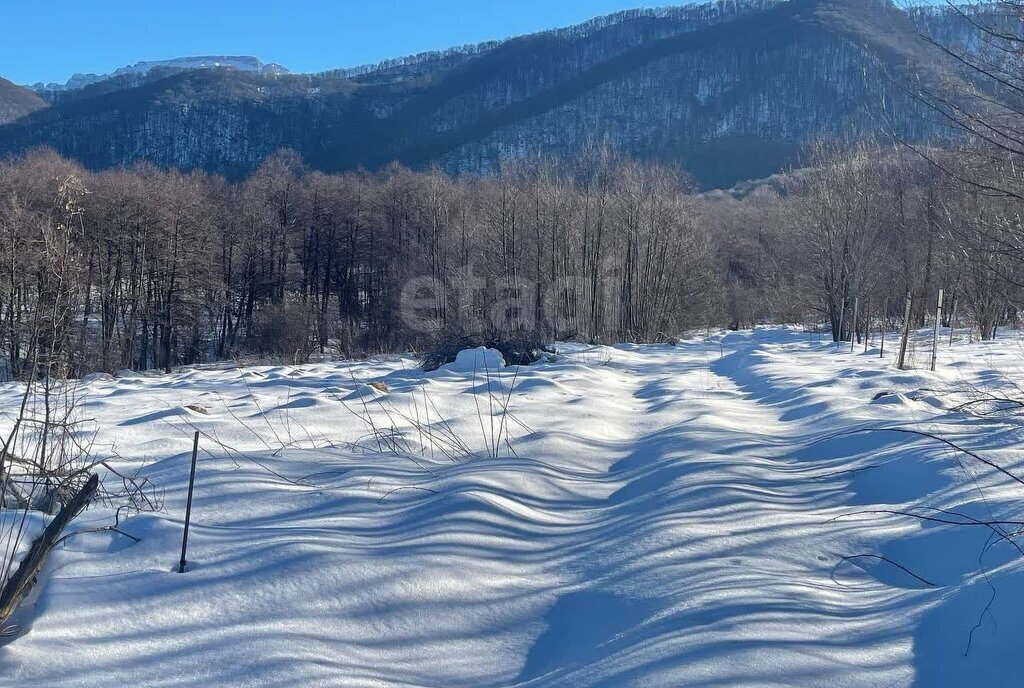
[931,289,944,372]
[178,431,200,574]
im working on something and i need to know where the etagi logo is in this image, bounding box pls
[399,263,626,334]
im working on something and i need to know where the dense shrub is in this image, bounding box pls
[420,327,554,372]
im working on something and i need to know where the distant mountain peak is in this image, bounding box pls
[31,56,289,93]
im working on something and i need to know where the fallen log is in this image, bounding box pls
[0,473,99,627]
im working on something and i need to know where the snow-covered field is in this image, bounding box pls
[1,327,1023,687]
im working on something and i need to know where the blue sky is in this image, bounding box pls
[1,1,667,85]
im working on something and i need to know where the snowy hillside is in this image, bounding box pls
[1,328,1023,686]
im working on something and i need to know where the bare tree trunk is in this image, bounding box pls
[897,292,913,370]
[0,474,98,627]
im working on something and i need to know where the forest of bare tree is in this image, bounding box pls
[0,132,1018,380]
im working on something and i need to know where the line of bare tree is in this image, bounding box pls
[1,132,1022,380]
[0,146,724,377]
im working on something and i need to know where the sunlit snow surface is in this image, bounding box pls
[2,327,1023,687]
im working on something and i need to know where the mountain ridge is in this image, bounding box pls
[29,55,289,93]
[0,0,982,188]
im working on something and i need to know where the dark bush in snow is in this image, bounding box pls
[253,303,311,363]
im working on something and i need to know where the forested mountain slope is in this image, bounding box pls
[0,78,47,125]
[0,0,984,188]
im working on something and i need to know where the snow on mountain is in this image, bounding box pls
[31,56,288,92]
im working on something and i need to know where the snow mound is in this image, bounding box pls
[870,391,917,406]
[80,371,114,383]
[441,347,506,373]
[341,384,387,401]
